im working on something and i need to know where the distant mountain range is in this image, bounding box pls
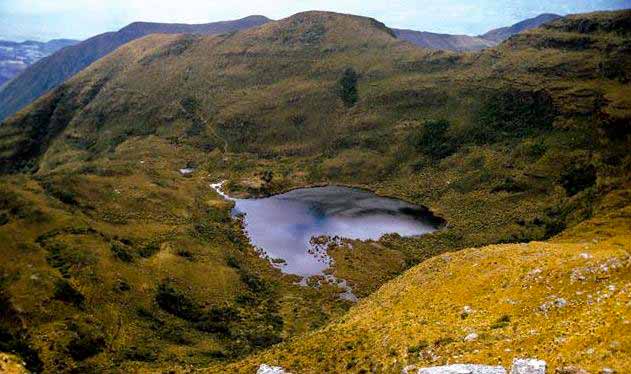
[393,30,495,52]
[480,13,562,42]
[0,13,560,122]
[394,13,561,51]
[0,39,78,87]
[0,15,270,121]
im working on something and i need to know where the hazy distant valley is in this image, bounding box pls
[0,39,78,87]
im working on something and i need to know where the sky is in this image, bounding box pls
[1,0,630,42]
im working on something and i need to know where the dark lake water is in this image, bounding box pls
[213,184,440,277]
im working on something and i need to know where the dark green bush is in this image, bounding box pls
[138,241,160,258]
[53,279,85,308]
[42,181,79,206]
[491,177,527,193]
[110,242,134,262]
[122,346,158,362]
[240,272,268,293]
[491,314,511,329]
[407,340,429,353]
[411,119,456,160]
[155,281,202,322]
[338,68,359,107]
[469,90,557,143]
[0,282,44,372]
[195,306,240,335]
[560,163,597,196]
[67,325,106,361]
[226,255,241,269]
[175,248,195,261]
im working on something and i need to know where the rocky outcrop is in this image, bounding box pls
[510,359,546,374]
[257,364,288,374]
[408,364,506,374]
[404,359,547,374]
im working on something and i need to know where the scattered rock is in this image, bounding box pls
[257,364,288,374]
[179,167,195,175]
[461,305,474,318]
[601,368,615,374]
[415,364,506,374]
[539,297,567,312]
[510,358,546,374]
[464,332,479,342]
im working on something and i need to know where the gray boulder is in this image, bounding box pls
[510,359,546,374]
[413,364,507,374]
[257,364,288,374]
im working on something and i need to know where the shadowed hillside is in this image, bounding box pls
[394,13,563,52]
[0,9,629,373]
[393,29,496,51]
[0,15,271,121]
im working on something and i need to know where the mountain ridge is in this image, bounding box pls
[0,15,272,121]
[481,13,562,42]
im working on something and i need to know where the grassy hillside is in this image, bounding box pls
[0,9,629,373]
[220,196,631,373]
[0,15,271,121]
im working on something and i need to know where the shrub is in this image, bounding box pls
[195,306,240,335]
[110,242,134,262]
[491,177,527,193]
[407,340,429,353]
[53,279,85,308]
[155,281,202,321]
[560,163,597,196]
[122,346,158,362]
[226,255,241,269]
[41,181,79,206]
[240,272,268,293]
[411,119,456,160]
[175,248,195,261]
[67,325,106,361]
[0,283,44,372]
[491,314,511,329]
[469,90,556,143]
[338,68,359,107]
[138,241,160,258]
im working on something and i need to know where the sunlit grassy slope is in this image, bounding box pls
[219,194,630,373]
[0,9,629,373]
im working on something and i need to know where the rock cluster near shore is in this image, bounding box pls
[258,358,548,374]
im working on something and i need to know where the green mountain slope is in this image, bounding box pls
[0,9,629,373]
[0,15,271,121]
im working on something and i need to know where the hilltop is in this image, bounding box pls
[0,15,271,121]
[0,9,629,373]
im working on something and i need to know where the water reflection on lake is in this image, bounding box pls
[215,185,440,277]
